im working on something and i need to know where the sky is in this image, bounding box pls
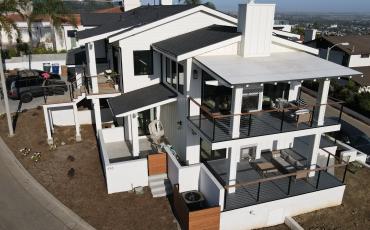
[142,0,370,13]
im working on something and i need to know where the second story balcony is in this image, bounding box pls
[188,96,344,143]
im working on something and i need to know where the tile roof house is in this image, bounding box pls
[42,1,361,229]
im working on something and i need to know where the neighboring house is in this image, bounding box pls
[306,35,370,92]
[42,1,361,229]
[0,6,125,52]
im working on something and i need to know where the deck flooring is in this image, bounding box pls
[206,157,343,211]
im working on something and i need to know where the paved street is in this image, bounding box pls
[0,138,94,230]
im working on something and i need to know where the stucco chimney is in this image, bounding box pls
[160,0,172,5]
[237,1,276,57]
[304,29,317,43]
[123,0,141,11]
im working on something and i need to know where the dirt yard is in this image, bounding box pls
[0,108,177,230]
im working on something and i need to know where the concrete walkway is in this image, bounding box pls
[0,137,95,230]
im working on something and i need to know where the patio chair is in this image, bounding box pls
[148,120,165,145]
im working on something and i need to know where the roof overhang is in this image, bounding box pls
[152,35,241,62]
[108,84,178,117]
[77,27,131,45]
[108,5,237,43]
[194,52,362,87]
[272,36,319,55]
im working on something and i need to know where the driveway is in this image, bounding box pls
[0,97,44,114]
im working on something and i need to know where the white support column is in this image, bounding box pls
[87,42,99,94]
[73,104,82,142]
[307,134,322,177]
[231,87,243,139]
[43,106,53,145]
[131,113,140,157]
[258,91,263,111]
[227,146,239,193]
[288,81,302,102]
[150,108,155,121]
[124,116,132,141]
[48,109,54,133]
[316,79,330,126]
[156,106,161,120]
[92,99,102,134]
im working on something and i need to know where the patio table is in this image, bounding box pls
[256,162,278,177]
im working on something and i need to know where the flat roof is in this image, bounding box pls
[108,84,177,117]
[152,25,240,58]
[195,52,362,86]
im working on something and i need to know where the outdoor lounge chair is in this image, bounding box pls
[149,120,165,145]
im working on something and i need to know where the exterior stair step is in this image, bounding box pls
[149,174,172,198]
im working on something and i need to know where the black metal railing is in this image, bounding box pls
[188,97,344,143]
[222,160,348,211]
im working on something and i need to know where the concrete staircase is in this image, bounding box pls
[149,174,172,198]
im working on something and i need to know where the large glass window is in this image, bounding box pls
[171,60,177,89]
[201,71,232,114]
[133,50,153,76]
[178,64,184,94]
[200,138,226,162]
[166,57,171,85]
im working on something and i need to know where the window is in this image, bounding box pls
[178,64,184,94]
[133,50,153,75]
[200,138,226,162]
[171,60,177,89]
[361,53,370,58]
[166,57,171,85]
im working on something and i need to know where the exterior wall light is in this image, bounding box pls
[177,121,182,129]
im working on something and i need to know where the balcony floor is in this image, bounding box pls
[106,137,154,163]
[206,155,343,211]
[189,110,338,142]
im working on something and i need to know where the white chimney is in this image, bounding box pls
[123,0,141,11]
[237,1,276,58]
[160,0,172,5]
[304,29,317,43]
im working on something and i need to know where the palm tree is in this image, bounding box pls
[0,0,24,136]
[19,0,75,69]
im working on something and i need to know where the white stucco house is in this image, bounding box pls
[42,1,362,229]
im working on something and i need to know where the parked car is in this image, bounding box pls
[8,77,67,103]
[6,69,61,91]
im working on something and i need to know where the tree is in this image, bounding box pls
[0,0,23,50]
[18,0,75,69]
[0,0,24,137]
[180,0,216,9]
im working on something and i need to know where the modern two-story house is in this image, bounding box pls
[42,1,362,229]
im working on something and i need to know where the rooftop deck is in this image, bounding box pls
[205,151,345,211]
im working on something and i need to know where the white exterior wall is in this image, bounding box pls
[99,129,148,194]
[118,11,235,93]
[199,164,225,210]
[5,54,66,73]
[51,108,112,126]
[220,185,345,230]
[166,147,200,192]
[348,54,370,67]
[160,102,180,154]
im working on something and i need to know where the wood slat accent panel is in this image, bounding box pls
[173,185,189,230]
[148,152,167,176]
[189,207,221,230]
